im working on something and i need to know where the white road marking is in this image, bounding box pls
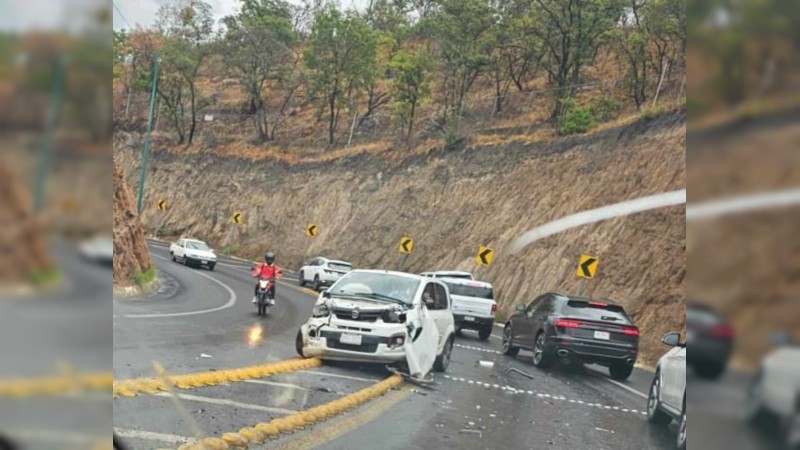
[114,427,193,445]
[119,254,237,319]
[154,392,297,415]
[243,379,310,391]
[7,429,105,445]
[297,370,379,383]
[444,375,643,417]
[599,376,649,400]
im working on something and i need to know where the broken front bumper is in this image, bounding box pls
[299,321,407,364]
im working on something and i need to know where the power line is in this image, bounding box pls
[112,0,133,30]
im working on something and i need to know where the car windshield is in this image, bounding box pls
[445,282,493,299]
[186,241,210,250]
[329,272,420,306]
[328,262,353,271]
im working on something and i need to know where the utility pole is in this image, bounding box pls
[137,56,160,215]
[33,55,66,213]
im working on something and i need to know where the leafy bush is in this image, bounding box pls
[133,267,157,286]
[219,244,240,255]
[559,102,598,135]
[590,96,622,122]
[29,267,60,287]
[494,311,507,324]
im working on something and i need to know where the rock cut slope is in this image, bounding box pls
[116,109,686,366]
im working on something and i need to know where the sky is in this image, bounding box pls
[112,0,370,31]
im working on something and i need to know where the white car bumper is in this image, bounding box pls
[299,319,407,364]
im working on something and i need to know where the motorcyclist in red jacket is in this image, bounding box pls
[251,252,282,305]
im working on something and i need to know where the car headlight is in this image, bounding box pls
[312,302,331,318]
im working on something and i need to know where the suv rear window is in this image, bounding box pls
[563,300,631,324]
[445,283,493,299]
[328,262,352,271]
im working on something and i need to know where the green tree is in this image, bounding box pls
[524,0,624,122]
[156,0,215,144]
[425,0,496,133]
[221,0,297,141]
[611,0,649,108]
[389,48,431,138]
[304,4,377,145]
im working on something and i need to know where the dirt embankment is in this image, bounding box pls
[0,163,53,288]
[116,110,686,366]
[113,161,153,292]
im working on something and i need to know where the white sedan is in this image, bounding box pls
[298,257,353,291]
[646,331,686,450]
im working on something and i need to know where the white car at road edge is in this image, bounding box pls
[647,331,686,450]
[296,270,456,379]
[298,257,353,291]
[169,238,217,270]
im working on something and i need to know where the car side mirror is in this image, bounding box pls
[662,332,681,347]
[771,331,791,347]
[322,290,331,299]
[516,304,526,312]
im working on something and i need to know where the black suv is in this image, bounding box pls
[502,292,640,380]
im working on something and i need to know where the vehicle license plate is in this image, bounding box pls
[340,333,362,345]
[594,331,610,340]
[464,316,475,322]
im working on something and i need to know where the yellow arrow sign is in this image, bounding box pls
[306,224,318,237]
[576,254,599,279]
[157,199,167,211]
[232,212,243,224]
[476,246,494,266]
[398,237,413,254]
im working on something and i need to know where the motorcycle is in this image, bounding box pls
[255,275,275,316]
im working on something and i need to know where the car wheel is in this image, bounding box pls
[298,271,305,287]
[478,326,492,341]
[609,363,634,381]
[313,275,321,291]
[171,252,176,262]
[646,372,671,425]
[745,370,772,426]
[208,263,215,271]
[532,331,553,368]
[434,336,454,372]
[695,362,726,380]
[502,325,520,356]
[677,398,686,450]
[295,330,305,357]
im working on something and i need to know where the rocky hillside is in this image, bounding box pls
[116,109,685,366]
[0,163,53,287]
[112,161,153,291]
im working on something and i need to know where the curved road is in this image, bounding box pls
[112,241,771,450]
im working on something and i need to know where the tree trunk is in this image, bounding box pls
[328,92,336,145]
[407,99,417,139]
[188,82,197,145]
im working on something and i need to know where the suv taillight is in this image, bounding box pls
[623,326,640,337]
[554,319,581,328]
[491,304,497,315]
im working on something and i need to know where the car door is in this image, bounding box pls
[175,239,185,258]
[304,258,320,281]
[517,295,547,348]
[662,345,686,412]
[405,283,440,377]
[428,282,452,352]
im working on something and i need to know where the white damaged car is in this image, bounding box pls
[295,270,456,379]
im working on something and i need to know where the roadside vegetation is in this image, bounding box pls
[113,0,686,154]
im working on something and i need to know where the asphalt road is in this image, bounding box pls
[111,241,778,450]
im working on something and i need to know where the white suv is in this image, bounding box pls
[299,257,353,291]
[296,270,456,378]
[439,278,496,340]
[647,331,686,450]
